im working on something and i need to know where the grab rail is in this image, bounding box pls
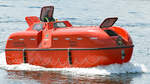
[3,45,134,51]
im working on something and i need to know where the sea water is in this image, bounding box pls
[1,0,150,84]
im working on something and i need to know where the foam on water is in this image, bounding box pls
[0,52,6,65]
[0,52,148,75]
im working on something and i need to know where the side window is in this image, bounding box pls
[53,22,67,28]
[33,23,44,31]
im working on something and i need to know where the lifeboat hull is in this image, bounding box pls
[5,46,133,68]
[5,6,134,68]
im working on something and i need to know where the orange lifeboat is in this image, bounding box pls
[5,6,134,68]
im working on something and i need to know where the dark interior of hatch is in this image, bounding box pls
[104,30,118,36]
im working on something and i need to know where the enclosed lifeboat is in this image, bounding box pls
[5,6,134,68]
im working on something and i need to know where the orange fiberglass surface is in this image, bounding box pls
[5,6,134,68]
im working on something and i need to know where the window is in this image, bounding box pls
[53,22,67,28]
[33,23,44,31]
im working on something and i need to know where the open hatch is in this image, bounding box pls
[100,17,118,28]
[40,6,54,22]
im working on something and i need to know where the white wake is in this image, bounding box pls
[0,52,148,75]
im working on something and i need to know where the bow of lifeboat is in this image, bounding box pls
[5,6,134,68]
